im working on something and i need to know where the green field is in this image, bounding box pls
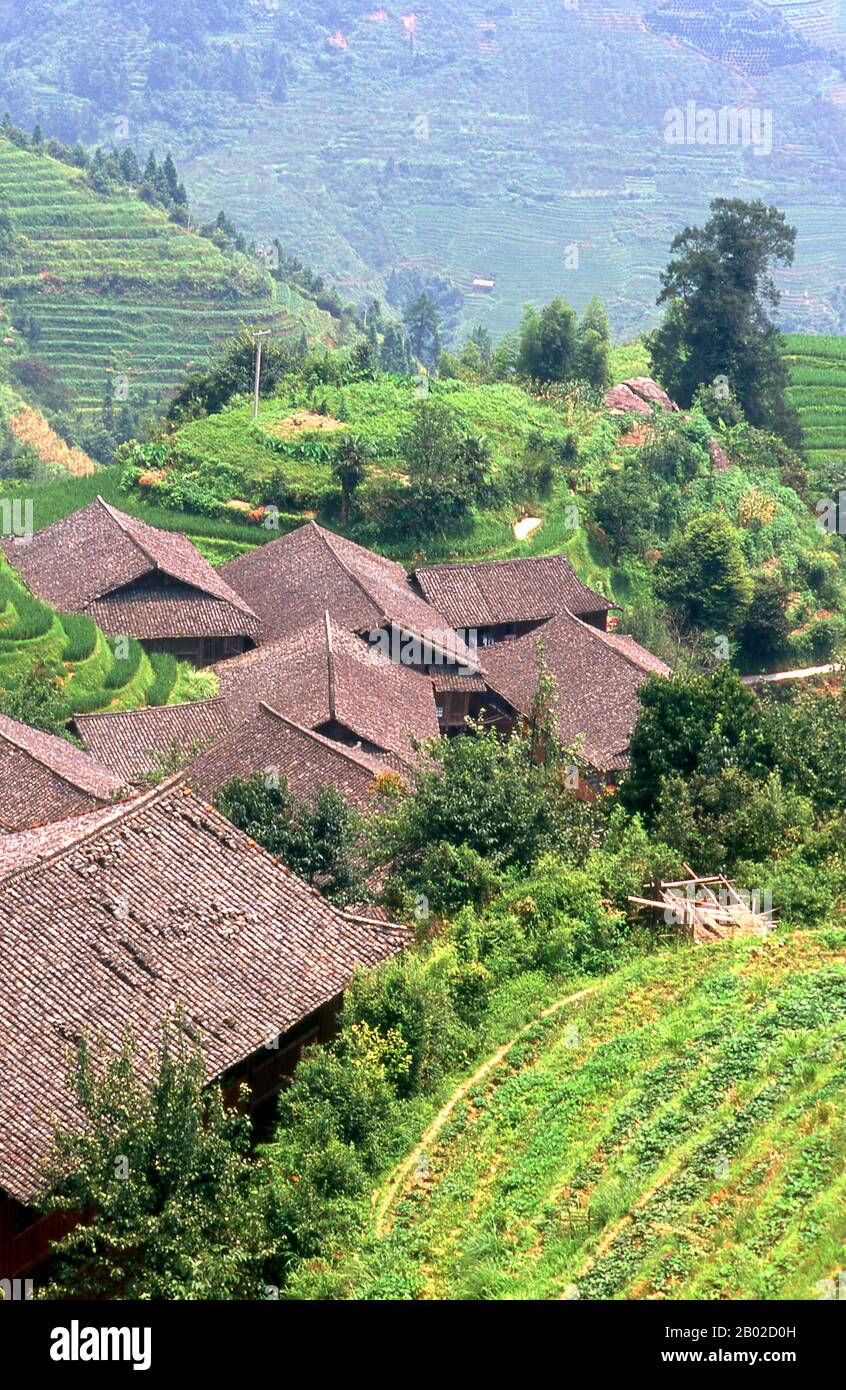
[783,332,846,476]
[356,929,846,1300]
[0,136,335,414]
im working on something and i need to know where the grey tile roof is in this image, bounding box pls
[183,703,405,809]
[74,699,231,782]
[480,611,670,771]
[220,521,475,667]
[0,781,409,1204]
[213,613,440,767]
[0,712,125,831]
[414,552,614,628]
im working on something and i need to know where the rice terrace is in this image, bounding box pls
[358,932,846,1302]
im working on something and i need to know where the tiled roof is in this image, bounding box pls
[183,703,404,810]
[0,781,409,1203]
[0,801,132,877]
[480,612,670,771]
[413,552,614,628]
[87,582,261,642]
[0,712,125,831]
[213,613,440,766]
[2,497,259,640]
[74,698,231,782]
[220,521,475,667]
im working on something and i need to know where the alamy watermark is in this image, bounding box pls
[664,102,773,158]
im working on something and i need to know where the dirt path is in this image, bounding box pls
[373,983,600,1237]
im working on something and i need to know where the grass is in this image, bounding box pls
[354,928,846,1300]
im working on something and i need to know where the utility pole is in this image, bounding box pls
[252,329,270,420]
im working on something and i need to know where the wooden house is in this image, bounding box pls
[2,497,260,666]
[0,781,408,1282]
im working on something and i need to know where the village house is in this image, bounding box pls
[211,611,441,770]
[0,780,408,1281]
[219,520,477,674]
[412,551,616,643]
[481,609,670,783]
[0,711,126,831]
[2,497,260,666]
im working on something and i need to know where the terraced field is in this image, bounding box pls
[783,332,846,475]
[10,0,846,342]
[0,138,334,413]
[361,930,846,1300]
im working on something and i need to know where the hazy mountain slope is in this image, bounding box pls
[3,0,845,340]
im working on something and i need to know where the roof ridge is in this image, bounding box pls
[313,523,385,626]
[543,608,663,679]
[96,494,159,573]
[324,608,336,720]
[0,715,122,797]
[417,550,569,574]
[0,775,185,889]
[96,498,259,624]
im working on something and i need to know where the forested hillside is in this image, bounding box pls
[4,0,846,340]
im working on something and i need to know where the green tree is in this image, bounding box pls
[37,1022,271,1299]
[518,297,578,381]
[398,399,491,534]
[371,719,596,912]
[648,199,800,444]
[623,665,773,820]
[739,574,790,667]
[0,661,71,738]
[576,295,611,389]
[655,513,753,634]
[403,291,442,368]
[332,433,370,523]
[216,775,366,904]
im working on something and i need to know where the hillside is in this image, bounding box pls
[783,332,846,476]
[5,0,846,340]
[115,356,846,668]
[0,132,335,416]
[357,929,846,1300]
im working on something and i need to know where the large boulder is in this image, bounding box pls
[604,376,678,415]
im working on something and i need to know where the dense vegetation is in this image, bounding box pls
[37,695,846,1299]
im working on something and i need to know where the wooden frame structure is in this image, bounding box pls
[629,864,777,944]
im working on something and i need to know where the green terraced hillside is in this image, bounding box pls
[0,135,335,414]
[783,333,846,475]
[359,929,846,1300]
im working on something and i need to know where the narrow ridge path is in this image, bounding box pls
[373,983,601,1238]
